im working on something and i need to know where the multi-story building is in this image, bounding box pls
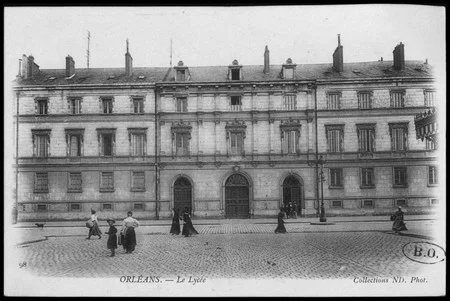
[12,36,439,221]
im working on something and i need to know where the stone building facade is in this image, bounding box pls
[12,37,439,221]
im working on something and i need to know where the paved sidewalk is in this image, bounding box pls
[8,214,444,246]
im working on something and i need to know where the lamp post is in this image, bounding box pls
[317,155,326,222]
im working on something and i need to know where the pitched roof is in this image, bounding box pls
[14,61,432,87]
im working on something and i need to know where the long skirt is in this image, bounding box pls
[123,227,137,253]
[182,222,199,237]
[107,234,117,250]
[170,220,181,235]
[392,219,408,232]
[89,222,102,237]
[274,221,287,233]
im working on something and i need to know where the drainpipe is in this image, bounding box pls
[14,90,20,224]
[154,86,160,220]
[314,84,320,217]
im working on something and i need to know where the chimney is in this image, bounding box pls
[65,55,75,77]
[332,34,344,72]
[22,55,40,79]
[18,58,22,77]
[264,45,270,74]
[393,42,405,71]
[125,39,133,77]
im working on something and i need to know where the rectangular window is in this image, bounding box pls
[393,167,407,187]
[102,203,113,211]
[133,203,145,211]
[102,98,113,114]
[176,97,188,112]
[390,91,405,108]
[390,124,408,151]
[358,92,372,109]
[36,99,48,115]
[326,126,344,153]
[68,172,82,192]
[230,132,244,155]
[426,139,436,150]
[230,96,242,111]
[177,70,186,81]
[332,200,343,208]
[362,199,374,208]
[133,98,144,113]
[231,69,240,80]
[428,166,438,185]
[283,130,298,154]
[100,133,114,156]
[284,95,296,110]
[34,134,50,157]
[69,203,81,211]
[34,173,49,193]
[284,68,294,79]
[357,127,375,153]
[327,93,341,110]
[361,168,375,188]
[131,171,146,191]
[69,98,81,114]
[329,168,343,187]
[67,134,82,157]
[424,90,436,107]
[396,199,407,207]
[430,198,439,205]
[100,172,114,192]
[131,133,145,156]
[36,204,48,212]
[175,133,190,156]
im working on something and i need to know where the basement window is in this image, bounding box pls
[138,75,146,79]
[133,203,145,211]
[36,204,48,212]
[102,203,113,211]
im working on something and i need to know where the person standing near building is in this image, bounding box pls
[105,219,117,257]
[274,208,287,234]
[391,206,408,234]
[86,209,102,240]
[170,208,181,235]
[121,211,140,253]
[182,207,198,237]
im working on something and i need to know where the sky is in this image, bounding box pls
[4,5,446,76]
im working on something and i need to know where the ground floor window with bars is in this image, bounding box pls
[428,166,438,185]
[100,172,114,192]
[393,167,407,187]
[329,168,343,187]
[361,168,375,188]
[68,172,82,192]
[131,171,146,191]
[34,173,49,193]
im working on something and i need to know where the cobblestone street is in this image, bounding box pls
[13,231,440,280]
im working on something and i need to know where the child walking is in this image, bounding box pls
[105,218,118,257]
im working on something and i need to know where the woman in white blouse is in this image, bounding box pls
[87,209,102,239]
[121,211,140,253]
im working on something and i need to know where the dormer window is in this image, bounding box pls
[281,58,296,80]
[174,61,190,82]
[228,59,242,81]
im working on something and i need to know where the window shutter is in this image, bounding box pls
[46,135,50,156]
[112,134,116,156]
[80,134,84,156]
[65,134,69,156]
[98,134,103,156]
[99,98,102,113]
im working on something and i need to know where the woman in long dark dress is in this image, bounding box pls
[105,219,118,257]
[274,209,287,233]
[391,206,408,234]
[120,211,140,253]
[181,208,198,237]
[170,208,181,235]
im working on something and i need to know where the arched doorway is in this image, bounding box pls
[173,177,192,213]
[225,174,249,218]
[283,176,302,217]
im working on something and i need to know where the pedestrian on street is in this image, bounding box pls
[170,208,181,235]
[182,207,198,237]
[105,218,118,257]
[391,206,408,234]
[121,211,140,253]
[86,209,102,240]
[274,208,287,234]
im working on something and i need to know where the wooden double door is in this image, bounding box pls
[225,174,249,218]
